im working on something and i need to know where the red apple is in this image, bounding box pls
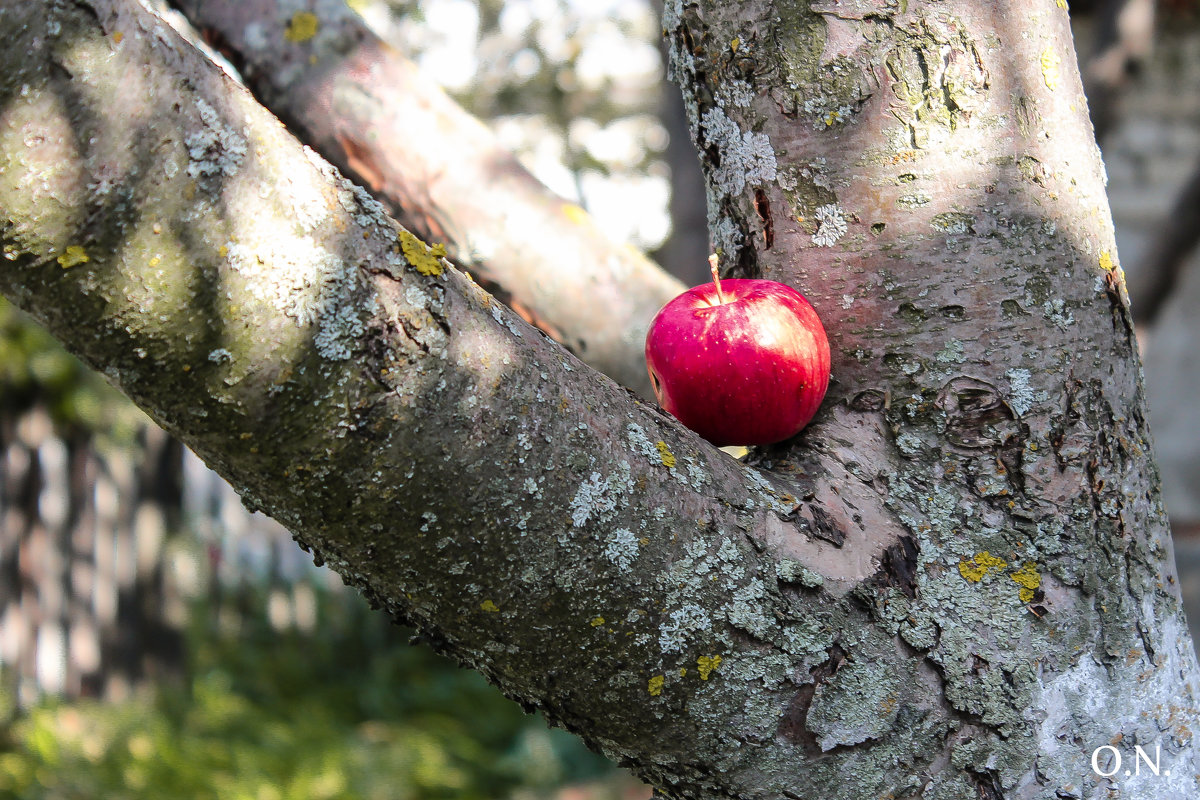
[644,259,830,446]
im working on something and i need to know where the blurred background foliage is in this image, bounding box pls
[0,298,140,441]
[0,582,628,800]
[350,0,694,271]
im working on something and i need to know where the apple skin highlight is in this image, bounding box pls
[644,279,831,447]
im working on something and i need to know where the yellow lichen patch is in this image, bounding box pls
[57,245,89,269]
[1040,48,1060,91]
[730,37,741,53]
[958,551,1008,582]
[1099,250,1115,272]
[398,230,446,276]
[480,600,500,613]
[1011,562,1042,603]
[562,203,589,226]
[655,440,676,468]
[590,616,606,627]
[1056,0,1067,8]
[284,11,319,43]
[112,31,123,44]
[648,675,665,697]
[697,654,723,681]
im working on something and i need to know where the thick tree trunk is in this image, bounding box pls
[659,0,1200,796]
[0,1,1197,799]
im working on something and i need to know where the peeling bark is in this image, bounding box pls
[1,1,1198,799]
[164,0,684,396]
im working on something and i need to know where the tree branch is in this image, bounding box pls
[1127,154,1200,325]
[165,0,685,396]
[1081,0,1155,144]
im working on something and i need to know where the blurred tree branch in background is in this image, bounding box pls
[168,0,684,396]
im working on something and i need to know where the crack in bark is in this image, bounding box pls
[807,503,847,547]
[880,535,920,599]
[776,642,848,756]
[754,188,774,250]
[970,769,1005,800]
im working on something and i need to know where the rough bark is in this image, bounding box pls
[1,2,1198,800]
[165,0,684,396]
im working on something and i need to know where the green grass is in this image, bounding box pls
[0,587,638,800]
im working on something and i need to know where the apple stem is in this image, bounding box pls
[709,253,728,305]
